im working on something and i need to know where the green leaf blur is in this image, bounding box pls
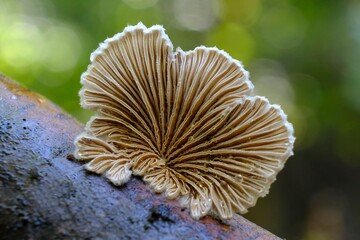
[1,0,359,238]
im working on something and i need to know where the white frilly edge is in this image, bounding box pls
[73,132,91,159]
[80,22,254,96]
[236,95,295,159]
[80,22,173,85]
[235,95,295,201]
[90,22,174,63]
[79,22,175,106]
[176,45,254,95]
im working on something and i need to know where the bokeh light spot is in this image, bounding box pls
[342,60,360,113]
[221,0,262,26]
[248,59,294,107]
[0,21,44,68]
[41,25,82,73]
[172,0,221,31]
[260,5,307,49]
[207,23,254,63]
[346,1,360,44]
[122,0,158,9]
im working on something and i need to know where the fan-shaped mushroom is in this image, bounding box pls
[74,22,295,220]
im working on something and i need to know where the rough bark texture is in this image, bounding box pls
[0,75,281,240]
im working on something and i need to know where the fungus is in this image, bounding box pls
[74,22,295,220]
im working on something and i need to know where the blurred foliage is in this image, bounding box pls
[0,0,359,239]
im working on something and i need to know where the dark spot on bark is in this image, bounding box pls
[148,206,175,224]
[52,147,64,158]
[1,150,10,156]
[66,154,76,161]
[143,224,150,231]
[29,168,42,182]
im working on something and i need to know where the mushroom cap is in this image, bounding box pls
[74,22,294,220]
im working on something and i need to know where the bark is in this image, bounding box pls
[0,75,280,240]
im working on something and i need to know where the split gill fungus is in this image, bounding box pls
[74,22,295,220]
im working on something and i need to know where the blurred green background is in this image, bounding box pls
[1,0,359,239]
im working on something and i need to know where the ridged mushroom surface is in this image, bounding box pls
[74,22,295,220]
